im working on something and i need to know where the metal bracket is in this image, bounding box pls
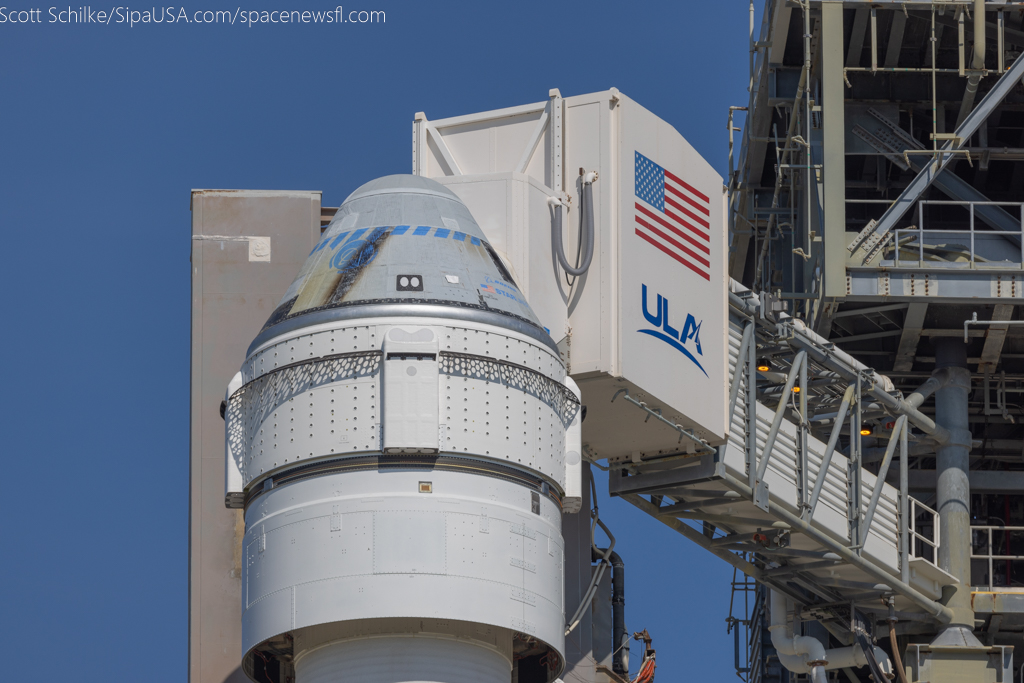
[754,479,770,512]
[853,627,889,683]
[610,389,715,455]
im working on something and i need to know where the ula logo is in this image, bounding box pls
[639,284,706,376]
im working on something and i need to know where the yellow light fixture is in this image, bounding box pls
[757,357,771,372]
[860,428,872,436]
[791,386,801,393]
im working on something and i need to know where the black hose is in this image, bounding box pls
[610,550,627,675]
[594,547,628,675]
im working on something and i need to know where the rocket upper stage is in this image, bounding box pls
[250,174,552,355]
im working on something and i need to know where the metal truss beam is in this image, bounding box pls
[884,10,907,68]
[851,48,1024,253]
[894,303,928,372]
[718,471,954,624]
[978,304,1016,372]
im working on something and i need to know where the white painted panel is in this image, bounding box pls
[382,327,441,453]
[616,95,729,444]
[563,96,608,374]
[242,470,566,657]
[421,90,730,454]
[562,377,583,513]
[373,511,447,575]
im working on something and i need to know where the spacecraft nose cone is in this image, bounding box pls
[341,173,465,206]
[252,174,550,353]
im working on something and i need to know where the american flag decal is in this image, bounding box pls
[634,151,711,281]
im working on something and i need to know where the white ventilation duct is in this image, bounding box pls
[769,590,894,681]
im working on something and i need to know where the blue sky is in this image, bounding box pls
[0,2,756,681]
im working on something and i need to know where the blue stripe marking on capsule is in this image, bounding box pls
[413,226,431,236]
[392,225,410,235]
[470,236,481,246]
[434,228,450,239]
[328,231,350,248]
[452,231,467,242]
[349,228,368,242]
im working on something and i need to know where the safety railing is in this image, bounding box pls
[726,566,764,683]
[908,498,940,566]
[888,200,1024,268]
[971,524,1024,590]
[610,288,964,628]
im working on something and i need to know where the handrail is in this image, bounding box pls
[861,415,907,538]
[909,498,940,565]
[970,524,1024,590]
[754,350,807,506]
[888,199,1024,267]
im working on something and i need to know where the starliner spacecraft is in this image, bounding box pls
[223,175,583,683]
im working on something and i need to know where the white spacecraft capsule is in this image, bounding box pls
[224,175,580,683]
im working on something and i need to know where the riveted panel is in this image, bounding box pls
[382,327,441,453]
[235,318,574,490]
[242,378,378,485]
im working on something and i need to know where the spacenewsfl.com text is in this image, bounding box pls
[0,6,385,26]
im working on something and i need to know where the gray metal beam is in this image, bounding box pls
[833,329,903,344]
[854,107,1021,237]
[847,8,870,68]
[619,493,773,589]
[853,49,1024,252]
[861,415,907,536]
[786,326,950,443]
[894,303,929,372]
[925,21,945,69]
[807,385,855,517]
[754,351,807,508]
[884,10,907,68]
[823,2,848,297]
[768,0,793,66]
[730,4,782,280]
[891,469,1024,493]
[719,471,954,624]
[607,454,717,495]
[833,303,909,319]
[978,304,1016,372]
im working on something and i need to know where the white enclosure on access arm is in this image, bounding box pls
[414,89,729,458]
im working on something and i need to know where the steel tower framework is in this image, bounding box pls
[610,2,1024,681]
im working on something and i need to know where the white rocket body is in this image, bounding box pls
[224,175,579,683]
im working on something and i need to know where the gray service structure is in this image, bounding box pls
[190,189,322,683]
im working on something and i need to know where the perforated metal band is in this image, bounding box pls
[226,349,579,467]
[226,350,382,464]
[438,352,580,428]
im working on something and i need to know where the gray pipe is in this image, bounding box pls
[956,0,987,128]
[905,369,952,409]
[551,181,595,277]
[933,339,975,628]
